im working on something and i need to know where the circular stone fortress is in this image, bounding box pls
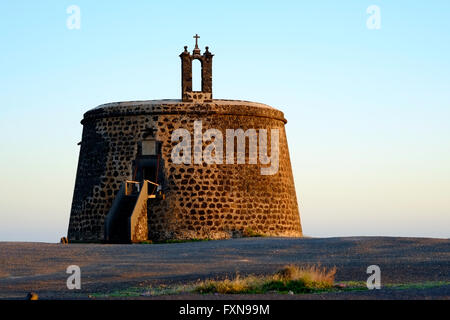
[68,36,302,243]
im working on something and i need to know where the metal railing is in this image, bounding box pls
[106,179,162,243]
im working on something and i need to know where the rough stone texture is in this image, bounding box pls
[131,199,149,243]
[68,99,302,242]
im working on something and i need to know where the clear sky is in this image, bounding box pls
[0,1,449,242]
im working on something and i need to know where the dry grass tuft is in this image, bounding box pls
[196,274,260,294]
[273,264,336,289]
[194,265,337,294]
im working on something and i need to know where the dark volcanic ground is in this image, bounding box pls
[0,237,448,300]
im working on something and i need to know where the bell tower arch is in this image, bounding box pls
[180,34,214,102]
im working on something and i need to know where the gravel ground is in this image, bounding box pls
[0,237,448,300]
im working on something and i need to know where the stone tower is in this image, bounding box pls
[67,36,302,243]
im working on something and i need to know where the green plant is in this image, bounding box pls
[243,228,264,238]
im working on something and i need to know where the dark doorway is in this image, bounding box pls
[135,157,159,184]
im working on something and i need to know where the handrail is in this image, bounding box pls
[125,180,139,196]
[146,180,159,187]
[125,180,159,196]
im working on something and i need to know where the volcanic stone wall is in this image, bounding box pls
[68,100,302,242]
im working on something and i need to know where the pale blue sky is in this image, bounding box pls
[0,1,449,242]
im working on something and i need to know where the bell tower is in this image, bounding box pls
[180,34,214,103]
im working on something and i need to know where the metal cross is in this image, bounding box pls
[193,34,200,48]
